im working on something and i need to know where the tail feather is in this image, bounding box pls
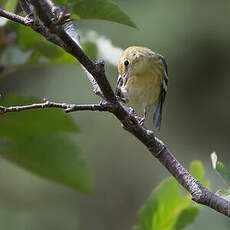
[153,85,166,132]
[153,98,163,132]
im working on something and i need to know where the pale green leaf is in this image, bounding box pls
[135,178,191,230]
[211,152,230,185]
[190,160,210,189]
[134,161,208,230]
[0,17,8,27]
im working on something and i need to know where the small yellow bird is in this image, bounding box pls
[116,46,168,131]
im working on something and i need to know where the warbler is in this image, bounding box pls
[116,46,168,131]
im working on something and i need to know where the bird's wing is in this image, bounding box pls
[153,55,168,131]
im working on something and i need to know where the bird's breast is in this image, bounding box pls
[122,72,161,107]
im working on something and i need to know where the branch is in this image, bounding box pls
[0,99,113,114]
[0,0,229,217]
[0,8,27,25]
[0,1,103,97]
[155,142,230,215]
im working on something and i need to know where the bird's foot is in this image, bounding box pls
[134,116,145,126]
[138,107,147,126]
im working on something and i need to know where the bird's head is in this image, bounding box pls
[118,46,156,85]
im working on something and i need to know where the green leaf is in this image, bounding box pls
[71,0,137,28]
[0,94,93,194]
[134,178,192,230]
[211,152,230,185]
[1,45,32,66]
[50,47,77,63]
[2,25,98,67]
[216,161,230,184]
[216,189,230,201]
[190,160,210,189]
[18,25,64,59]
[82,41,98,61]
[0,134,93,194]
[51,42,98,63]
[0,0,17,11]
[134,161,208,230]
[0,0,18,26]
[0,94,78,139]
[174,207,200,230]
[17,25,80,64]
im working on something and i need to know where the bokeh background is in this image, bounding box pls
[0,0,230,229]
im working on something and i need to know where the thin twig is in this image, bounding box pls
[19,0,65,48]
[0,8,27,25]
[0,99,113,114]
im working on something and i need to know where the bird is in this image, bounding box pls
[115,46,168,131]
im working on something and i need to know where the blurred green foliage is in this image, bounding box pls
[0,0,230,230]
[0,133,93,194]
[1,45,32,66]
[0,95,92,193]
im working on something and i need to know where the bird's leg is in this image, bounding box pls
[139,107,147,125]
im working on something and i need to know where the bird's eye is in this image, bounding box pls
[124,60,129,66]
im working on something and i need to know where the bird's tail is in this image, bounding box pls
[153,99,163,132]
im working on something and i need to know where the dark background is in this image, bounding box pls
[0,0,230,229]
